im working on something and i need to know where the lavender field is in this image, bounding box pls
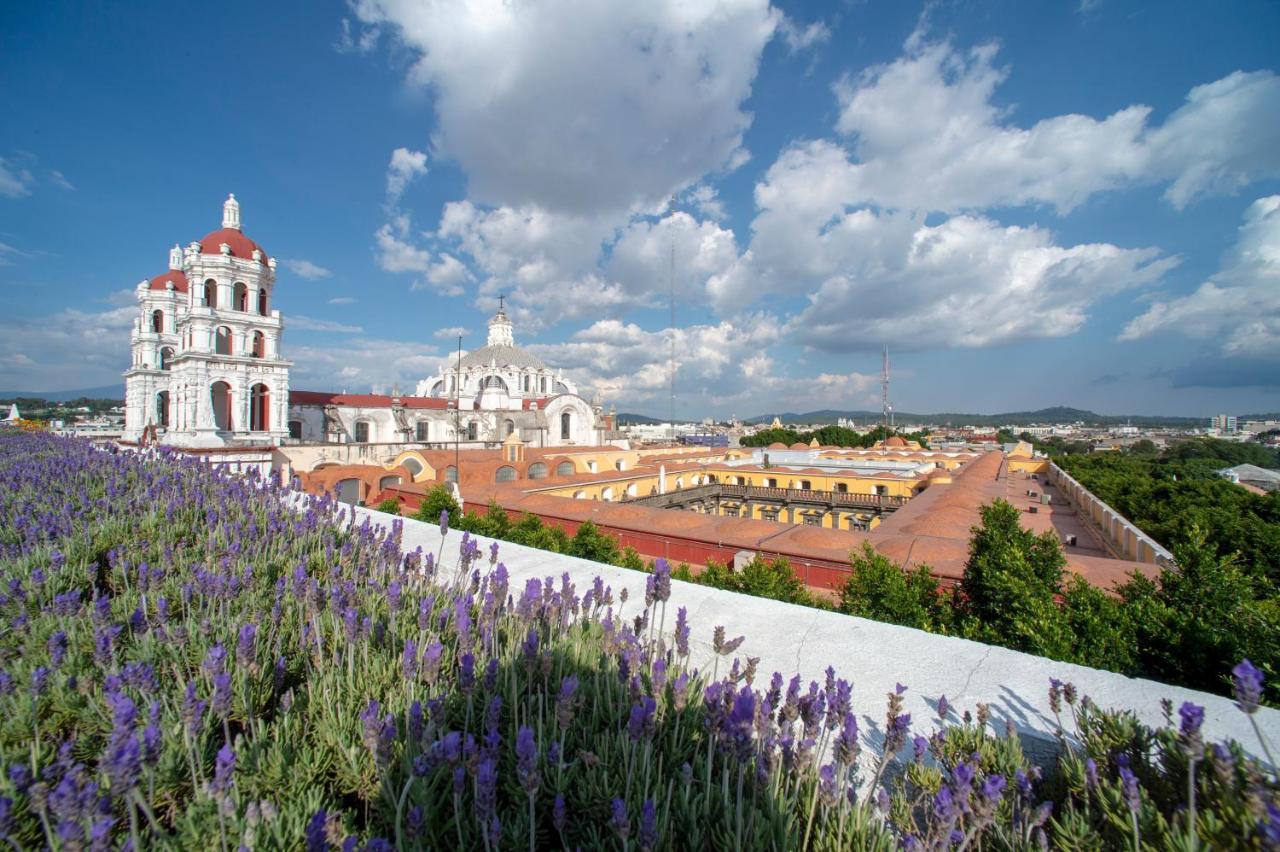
[0,431,1275,849]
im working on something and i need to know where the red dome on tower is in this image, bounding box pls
[199,228,269,266]
[148,269,189,292]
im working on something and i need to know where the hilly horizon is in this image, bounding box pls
[618,406,1280,428]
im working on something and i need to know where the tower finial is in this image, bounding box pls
[498,293,505,314]
[222,193,241,231]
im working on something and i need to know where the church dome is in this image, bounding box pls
[199,228,269,265]
[458,344,547,371]
[148,269,188,292]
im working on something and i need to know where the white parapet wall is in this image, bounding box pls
[340,499,1277,769]
[1047,461,1174,566]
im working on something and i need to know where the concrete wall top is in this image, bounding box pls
[335,499,1278,770]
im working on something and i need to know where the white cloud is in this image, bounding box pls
[282,258,333,279]
[386,147,428,203]
[288,315,364,334]
[711,139,1176,349]
[0,304,134,390]
[778,15,830,54]
[412,253,471,297]
[1146,72,1280,210]
[1121,195,1280,358]
[830,39,1280,214]
[374,218,432,273]
[686,185,727,222]
[607,211,740,301]
[335,17,381,53]
[352,0,776,215]
[290,337,441,392]
[50,170,74,191]
[327,297,356,305]
[433,326,470,340]
[0,158,34,199]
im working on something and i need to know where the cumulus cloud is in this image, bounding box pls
[351,0,776,215]
[290,337,441,392]
[374,217,432,274]
[778,15,830,54]
[385,147,428,203]
[282,258,333,279]
[288,315,364,334]
[433,326,470,340]
[1121,195,1280,359]
[0,157,34,198]
[831,40,1280,214]
[411,253,471,297]
[0,304,134,390]
[607,211,740,301]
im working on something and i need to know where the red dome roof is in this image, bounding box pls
[199,228,269,265]
[148,269,189,293]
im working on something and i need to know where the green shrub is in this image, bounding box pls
[838,543,951,632]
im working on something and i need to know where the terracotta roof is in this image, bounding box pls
[200,228,269,266]
[148,269,189,293]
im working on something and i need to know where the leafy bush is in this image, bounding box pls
[0,433,1275,848]
[374,498,402,515]
[837,543,951,632]
[411,484,461,527]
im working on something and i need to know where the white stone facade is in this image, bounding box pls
[123,195,291,448]
[287,305,601,448]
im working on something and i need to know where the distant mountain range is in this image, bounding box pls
[0,385,125,403]
[741,406,1280,428]
[615,412,666,425]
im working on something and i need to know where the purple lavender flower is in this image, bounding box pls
[515,725,540,795]
[212,671,233,720]
[359,700,396,768]
[402,639,418,681]
[639,798,658,851]
[475,757,498,823]
[236,623,257,668]
[912,735,929,763]
[1232,659,1264,714]
[1179,702,1205,738]
[104,734,141,793]
[628,696,657,742]
[653,558,671,604]
[1119,766,1140,813]
[458,652,475,693]
[937,694,950,720]
[439,508,450,536]
[181,681,207,738]
[981,774,1006,805]
[209,744,235,796]
[552,794,566,834]
[610,799,630,841]
[674,606,690,656]
[305,810,330,851]
[48,631,68,668]
[834,712,860,767]
[31,666,50,697]
[90,816,113,851]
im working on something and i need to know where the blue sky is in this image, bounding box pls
[1,0,1278,418]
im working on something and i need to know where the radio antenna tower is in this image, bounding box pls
[881,345,893,433]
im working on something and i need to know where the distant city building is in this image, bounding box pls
[1210,414,1238,433]
[123,195,291,447]
[1217,463,1280,493]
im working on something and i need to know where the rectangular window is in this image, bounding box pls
[288,421,302,440]
[804,515,822,526]
[354,422,370,443]
[723,506,739,518]
[415,421,429,441]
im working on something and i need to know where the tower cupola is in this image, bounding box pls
[222,193,241,231]
[487,295,515,347]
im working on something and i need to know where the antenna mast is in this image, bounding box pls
[881,345,892,433]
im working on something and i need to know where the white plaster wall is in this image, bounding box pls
[331,500,1280,770]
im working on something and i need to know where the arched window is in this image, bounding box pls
[466,421,478,441]
[203,280,217,309]
[556,461,574,477]
[379,475,402,490]
[540,377,547,393]
[560,411,571,440]
[402,457,423,477]
[156,391,170,428]
[257,288,269,316]
[495,466,517,483]
[614,459,625,471]
[601,486,614,502]
[354,421,370,443]
[834,483,848,493]
[249,383,270,432]
[573,490,586,499]
[522,375,530,392]
[215,327,232,356]
[151,309,164,333]
[444,466,458,483]
[429,381,444,397]
[415,421,430,441]
[251,331,265,358]
[233,282,248,312]
[480,375,508,392]
[210,381,232,431]
[159,347,173,371]
[504,419,516,437]
[528,462,548,479]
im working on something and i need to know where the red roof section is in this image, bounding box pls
[200,228,269,266]
[148,269,189,293]
[289,390,449,409]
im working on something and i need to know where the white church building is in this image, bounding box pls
[125,195,603,452]
[123,195,291,448]
[287,301,600,447]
